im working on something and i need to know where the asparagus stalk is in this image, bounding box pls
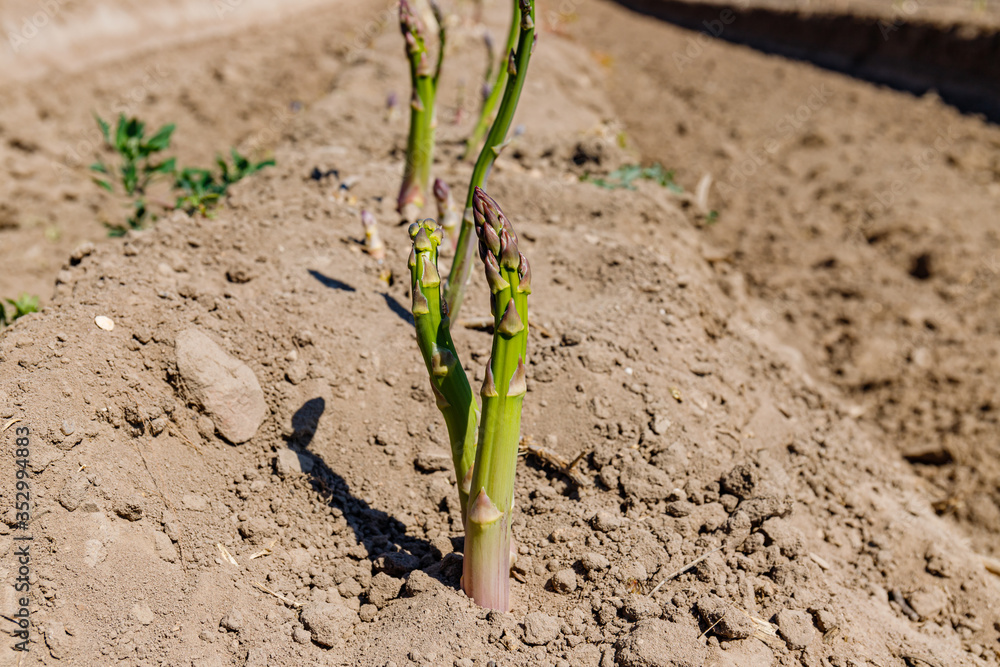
[462,2,520,161]
[462,187,531,612]
[433,178,461,250]
[444,0,535,320]
[408,220,479,520]
[398,0,446,222]
[361,209,386,261]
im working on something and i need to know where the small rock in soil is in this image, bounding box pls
[300,599,358,648]
[580,552,610,573]
[114,497,144,522]
[616,619,706,667]
[414,451,451,472]
[274,448,314,477]
[154,531,177,562]
[591,510,623,533]
[220,608,244,633]
[366,572,402,609]
[620,461,671,501]
[292,626,312,644]
[621,594,660,621]
[374,551,419,576]
[130,603,154,626]
[720,463,759,500]
[174,327,268,444]
[551,568,578,594]
[58,475,90,511]
[403,569,436,596]
[359,604,377,622]
[775,608,817,650]
[522,611,560,645]
[694,594,754,640]
[907,587,948,620]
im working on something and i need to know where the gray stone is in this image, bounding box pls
[175,328,267,444]
[616,619,706,667]
[522,611,560,646]
[300,600,358,648]
[775,608,817,650]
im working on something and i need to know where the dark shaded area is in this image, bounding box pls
[284,398,459,588]
[309,269,356,292]
[610,0,1000,123]
[381,292,414,325]
[909,252,932,280]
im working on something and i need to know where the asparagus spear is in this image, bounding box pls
[444,0,535,320]
[462,187,530,612]
[433,178,460,249]
[398,0,446,222]
[462,2,520,161]
[408,219,479,520]
[361,209,386,261]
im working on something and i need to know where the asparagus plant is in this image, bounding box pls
[461,187,530,612]
[462,2,520,161]
[408,220,479,519]
[398,0,446,222]
[407,188,530,612]
[444,0,535,321]
[432,178,460,249]
[361,209,386,261]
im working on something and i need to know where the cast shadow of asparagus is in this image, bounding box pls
[286,398,460,588]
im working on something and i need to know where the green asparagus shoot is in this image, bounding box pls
[461,187,530,612]
[462,6,519,161]
[398,0,446,222]
[444,0,535,321]
[432,178,460,250]
[408,220,479,521]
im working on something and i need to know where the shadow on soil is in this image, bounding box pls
[283,397,462,590]
[610,0,1000,122]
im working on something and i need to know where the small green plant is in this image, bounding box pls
[0,294,39,327]
[445,0,536,322]
[174,151,274,216]
[408,188,530,611]
[462,4,520,161]
[91,114,176,233]
[397,0,446,222]
[582,162,683,192]
[91,115,274,234]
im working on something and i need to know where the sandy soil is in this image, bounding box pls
[1,0,1000,665]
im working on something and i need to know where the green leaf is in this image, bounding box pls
[95,115,111,143]
[148,157,176,175]
[93,178,113,192]
[145,123,175,152]
[90,162,109,174]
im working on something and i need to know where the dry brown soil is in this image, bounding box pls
[1,0,1000,665]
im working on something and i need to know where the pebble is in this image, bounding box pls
[292,627,312,644]
[220,609,244,633]
[94,315,115,331]
[591,510,623,533]
[580,552,610,572]
[60,420,75,436]
[174,328,267,444]
[551,569,578,594]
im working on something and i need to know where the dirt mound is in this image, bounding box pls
[2,1,1000,665]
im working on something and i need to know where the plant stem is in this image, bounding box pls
[398,0,446,222]
[444,0,535,321]
[462,188,530,612]
[462,1,520,161]
[408,221,479,522]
